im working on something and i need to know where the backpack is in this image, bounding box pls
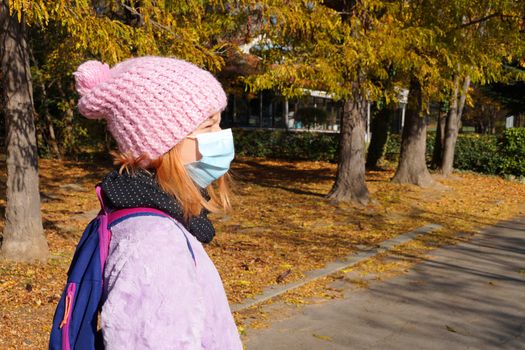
[49,185,196,350]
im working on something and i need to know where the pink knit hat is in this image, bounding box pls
[73,56,227,160]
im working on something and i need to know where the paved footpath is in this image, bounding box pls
[244,217,525,350]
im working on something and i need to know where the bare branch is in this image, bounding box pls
[459,12,522,28]
[120,2,177,36]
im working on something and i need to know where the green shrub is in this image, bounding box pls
[232,127,525,177]
[233,128,339,162]
[454,134,500,174]
[384,134,401,162]
[376,132,501,174]
[498,128,525,176]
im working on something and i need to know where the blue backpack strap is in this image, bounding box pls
[49,186,111,350]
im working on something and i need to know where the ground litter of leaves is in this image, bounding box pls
[1,155,524,349]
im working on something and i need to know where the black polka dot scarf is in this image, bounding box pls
[97,167,216,244]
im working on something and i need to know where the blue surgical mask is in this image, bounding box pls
[184,128,235,188]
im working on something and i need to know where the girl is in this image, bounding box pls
[73,56,243,349]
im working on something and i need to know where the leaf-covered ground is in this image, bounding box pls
[0,156,524,349]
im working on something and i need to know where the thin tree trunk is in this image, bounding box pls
[439,76,460,175]
[440,75,470,176]
[34,108,45,153]
[65,98,78,155]
[490,111,496,134]
[456,75,469,125]
[38,80,61,159]
[0,2,48,262]
[56,81,78,156]
[28,37,61,159]
[391,79,434,187]
[366,106,390,169]
[45,111,61,159]
[430,107,446,169]
[105,128,113,154]
[327,88,369,204]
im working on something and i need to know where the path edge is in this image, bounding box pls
[231,223,442,312]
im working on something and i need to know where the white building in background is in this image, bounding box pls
[222,89,344,133]
[231,36,343,132]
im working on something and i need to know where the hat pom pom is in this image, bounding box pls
[73,61,112,96]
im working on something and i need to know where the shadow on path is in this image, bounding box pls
[245,217,525,350]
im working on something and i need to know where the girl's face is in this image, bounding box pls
[179,112,222,164]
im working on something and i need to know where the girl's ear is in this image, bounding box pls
[178,137,201,165]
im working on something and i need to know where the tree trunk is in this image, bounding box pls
[490,112,496,134]
[456,75,469,124]
[391,80,434,187]
[430,107,446,169]
[440,75,470,176]
[45,110,61,159]
[56,80,79,156]
[37,79,61,159]
[366,106,390,169]
[105,128,113,154]
[0,2,48,262]
[439,76,460,175]
[29,37,61,159]
[327,88,369,204]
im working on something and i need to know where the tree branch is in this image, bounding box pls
[120,3,175,36]
[460,12,500,28]
[459,12,522,28]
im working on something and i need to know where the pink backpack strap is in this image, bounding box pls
[95,185,108,215]
[95,186,111,277]
[107,207,171,225]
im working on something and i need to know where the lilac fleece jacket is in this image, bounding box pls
[100,214,243,349]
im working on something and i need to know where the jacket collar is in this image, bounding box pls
[98,167,215,243]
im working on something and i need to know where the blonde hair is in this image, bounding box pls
[109,141,233,222]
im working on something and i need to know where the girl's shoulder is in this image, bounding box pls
[108,213,198,264]
[111,213,189,243]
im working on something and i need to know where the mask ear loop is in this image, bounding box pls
[185,135,199,149]
[184,135,201,163]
